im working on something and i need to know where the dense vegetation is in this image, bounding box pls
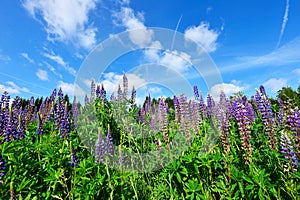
[0,75,299,199]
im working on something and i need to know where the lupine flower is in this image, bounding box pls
[84,94,89,106]
[0,155,6,184]
[193,85,199,100]
[95,128,105,164]
[123,73,128,100]
[207,93,215,119]
[36,113,44,135]
[4,108,16,142]
[131,86,136,104]
[55,97,64,131]
[110,92,116,102]
[173,95,181,123]
[117,84,123,102]
[199,91,207,120]
[159,98,169,145]
[71,96,80,126]
[101,84,108,103]
[95,126,114,164]
[280,132,298,172]
[255,88,277,149]
[60,102,70,138]
[234,102,252,165]
[90,79,96,102]
[70,145,80,167]
[178,94,191,142]
[189,101,200,134]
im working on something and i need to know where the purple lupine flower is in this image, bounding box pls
[58,87,64,100]
[131,86,136,104]
[117,84,123,102]
[95,128,106,164]
[50,88,57,102]
[90,79,96,102]
[193,85,199,100]
[159,98,169,145]
[101,84,107,103]
[105,125,114,156]
[4,108,16,142]
[173,95,181,123]
[259,85,266,96]
[178,94,191,142]
[234,102,252,165]
[84,94,89,106]
[70,146,80,167]
[221,114,231,154]
[55,97,64,131]
[255,89,277,149]
[60,102,70,138]
[189,101,200,134]
[71,96,80,126]
[0,155,6,184]
[96,84,101,99]
[123,73,128,100]
[207,93,215,119]
[280,132,298,172]
[110,92,116,102]
[199,92,207,120]
[36,113,44,135]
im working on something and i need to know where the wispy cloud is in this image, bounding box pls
[57,81,85,96]
[114,6,153,47]
[43,51,76,76]
[276,0,290,49]
[220,36,300,73]
[184,22,220,53]
[0,81,29,95]
[22,0,98,50]
[36,69,49,81]
[43,62,63,79]
[0,50,10,62]
[21,52,34,63]
[211,81,245,99]
[263,78,287,93]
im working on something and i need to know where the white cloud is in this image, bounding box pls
[43,62,63,79]
[211,82,244,99]
[276,0,290,48]
[101,72,147,94]
[263,78,287,93]
[36,69,49,81]
[21,53,34,63]
[57,81,85,96]
[22,0,98,49]
[114,7,153,47]
[0,81,29,95]
[144,48,192,73]
[184,22,220,53]
[43,52,76,76]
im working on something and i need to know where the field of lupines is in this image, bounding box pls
[0,74,299,199]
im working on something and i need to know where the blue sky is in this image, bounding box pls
[0,0,300,103]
